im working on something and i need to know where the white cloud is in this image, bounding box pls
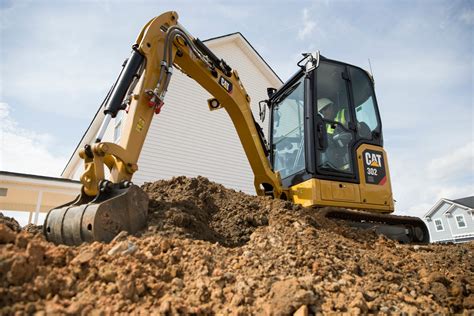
[298,8,316,40]
[427,141,474,180]
[398,184,473,217]
[0,4,130,119]
[0,102,68,176]
[390,141,474,218]
[459,9,474,25]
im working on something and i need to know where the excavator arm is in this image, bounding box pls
[82,11,281,198]
[44,11,282,245]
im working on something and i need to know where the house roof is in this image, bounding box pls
[451,196,474,209]
[424,196,474,219]
[61,32,282,178]
[204,32,282,83]
[1,171,80,184]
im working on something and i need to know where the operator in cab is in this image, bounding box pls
[317,98,347,132]
[317,97,351,172]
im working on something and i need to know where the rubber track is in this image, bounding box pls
[315,207,430,243]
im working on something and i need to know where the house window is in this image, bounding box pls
[455,215,466,229]
[434,219,444,231]
[114,111,124,143]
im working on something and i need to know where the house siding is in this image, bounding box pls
[133,40,274,193]
[425,202,452,242]
[427,216,452,242]
[424,199,474,243]
[65,35,281,195]
[450,207,473,237]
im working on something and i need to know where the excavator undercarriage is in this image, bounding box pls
[318,208,430,243]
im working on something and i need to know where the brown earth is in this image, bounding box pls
[0,213,21,233]
[1,176,473,315]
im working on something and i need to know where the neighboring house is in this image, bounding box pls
[423,196,474,243]
[0,171,81,225]
[62,33,282,194]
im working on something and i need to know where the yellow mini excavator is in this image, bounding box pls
[44,11,429,245]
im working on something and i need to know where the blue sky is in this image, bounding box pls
[0,0,473,218]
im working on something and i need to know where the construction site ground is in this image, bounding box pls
[1,176,473,315]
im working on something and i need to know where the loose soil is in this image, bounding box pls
[1,176,473,315]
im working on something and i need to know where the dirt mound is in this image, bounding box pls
[143,176,296,246]
[0,213,21,232]
[1,176,473,315]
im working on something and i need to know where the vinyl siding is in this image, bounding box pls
[425,200,474,243]
[132,40,275,193]
[66,36,282,195]
[450,207,473,237]
[427,217,453,242]
[425,202,453,242]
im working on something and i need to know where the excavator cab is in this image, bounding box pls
[268,56,386,203]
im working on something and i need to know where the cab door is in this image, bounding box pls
[313,61,359,202]
[270,76,306,181]
[315,61,357,179]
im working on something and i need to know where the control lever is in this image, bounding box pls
[316,120,328,150]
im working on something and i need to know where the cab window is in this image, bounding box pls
[316,62,354,175]
[271,77,305,179]
[349,67,381,140]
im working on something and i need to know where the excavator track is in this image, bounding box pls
[317,207,430,244]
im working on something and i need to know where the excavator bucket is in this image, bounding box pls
[44,184,148,245]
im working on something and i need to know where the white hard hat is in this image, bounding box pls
[317,98,334,112]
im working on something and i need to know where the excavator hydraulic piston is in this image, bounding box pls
[103,48,144,118]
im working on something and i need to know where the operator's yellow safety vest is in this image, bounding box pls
[327,109,346,134]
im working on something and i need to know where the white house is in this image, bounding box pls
[423,196,474,243]
[62,33,283,194]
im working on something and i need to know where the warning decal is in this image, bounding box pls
[362,149,386,185]
[136,118,145,132]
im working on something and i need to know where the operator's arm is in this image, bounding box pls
[79,11,282,198]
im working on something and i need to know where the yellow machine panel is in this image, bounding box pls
[289,144,394,213]
[356,144,394,208]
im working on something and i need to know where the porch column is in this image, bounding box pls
[33,190,43,225]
